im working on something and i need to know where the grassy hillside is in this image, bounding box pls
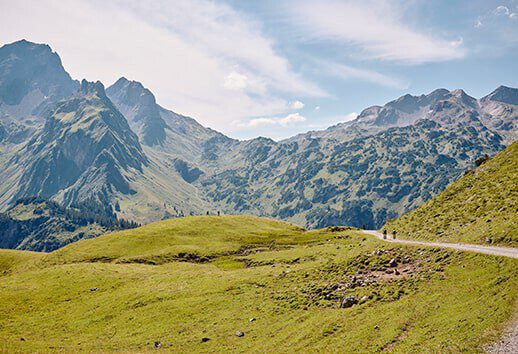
[386,142,517,246]
[1,216,517,352]
[0,249,43,275]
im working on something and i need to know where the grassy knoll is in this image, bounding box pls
[0,216,516,352]
[0,249,43,275]
[386,142,517,247]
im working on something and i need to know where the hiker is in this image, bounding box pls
[382,229,387,240]
[206,211,209,216]
[392,229,397,239]
[217,211,220,216]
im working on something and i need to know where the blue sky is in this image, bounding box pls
[1,0,517,139]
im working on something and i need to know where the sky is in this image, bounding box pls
[1,0,517,140]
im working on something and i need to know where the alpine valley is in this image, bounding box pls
[0,40,516,251]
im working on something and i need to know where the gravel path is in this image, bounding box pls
[362,230,518,259]
[485,319,518,354]
[362,230,518,353]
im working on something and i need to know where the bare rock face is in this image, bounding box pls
[0,40,79,139]
[479,86,518,144]
[106,77,167,146]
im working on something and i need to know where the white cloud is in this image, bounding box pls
[0,0,325,136]
[280,113,306,125]
[289,100,305,109]
[476,5,518,28]
[343,112,358,122]
[246,113,306,127]
[317,60,408,89]
[314,106,321,112]
[287,0,465,64]
[223,72,249,90]
[494,6,510,16]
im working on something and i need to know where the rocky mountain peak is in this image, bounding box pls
[426,88,450,99]
[80,79,106,98]
[106,77,167,146]
[0,40,78,129]
[0,40,78,106]
[482,85,518,105]
[107,77,157,107]
[448,89,478,109]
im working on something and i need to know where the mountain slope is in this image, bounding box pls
[107,77,234,162]
[200,119,505,229]
[0,198,138,252]
[2,80,147,208]
[479,86,518,144]
[385,141,518,246]
[0,216,516,352]
[106,77,168,146]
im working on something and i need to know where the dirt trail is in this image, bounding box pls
[362,230,518,259]
[363,230,518,352]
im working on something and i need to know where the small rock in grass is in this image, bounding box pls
[20,337,25,342]
[249,318,256,322]
[374,325,379,330]
[340,296,357,308]
[235,331,245,337]
[394,269,400,275]
[389,259,397,267]
[201,337,211,343]
[154,341,162,349]
[359,295,369,304]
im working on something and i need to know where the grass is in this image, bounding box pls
[385,142,518,247]
[0,216,516,352]
[0,249,43,275]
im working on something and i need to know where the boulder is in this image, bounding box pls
[340,296,357,308]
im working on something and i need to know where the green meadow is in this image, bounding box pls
[0,216,516,352]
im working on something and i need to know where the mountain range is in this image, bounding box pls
[0,39,516,249]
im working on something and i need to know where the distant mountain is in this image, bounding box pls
[0,40,78,143]
[1,79,147,209]
[385,141,517,247]
[200,119,504,229]
[106,77,168,146]
[479,86,518,144]
[107,77,234,163]
[297,86,517,142]
[0,39,516,245]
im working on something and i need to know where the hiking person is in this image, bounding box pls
[217,211,220,216]
[206,211,209,216]
[392,229,397,239]
[382,229,387,240]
